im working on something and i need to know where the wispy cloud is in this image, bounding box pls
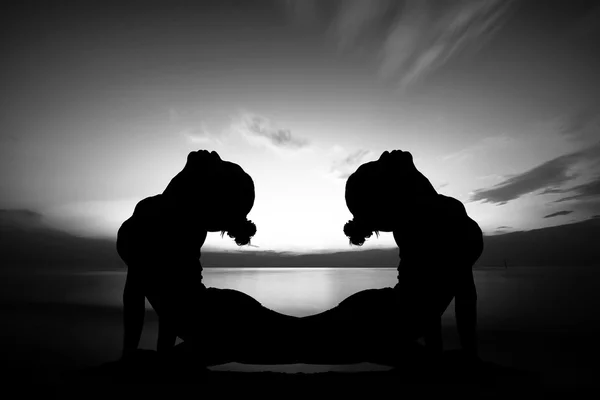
[470,142,600,205]
[550,176,600,203]
[180,123,223,145]
[233,112,309,152]
[543,210,573,219]
[330,148,375,179]
[284,0,514,90]
[380,0,513,89]
[493,225,513,234]
[470,153,580,205]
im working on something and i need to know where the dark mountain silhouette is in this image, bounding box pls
[201,248,399,267]
[475,216,600,267]
[2,209,600,270]
[0,209,121,270]
[203,217,600,267]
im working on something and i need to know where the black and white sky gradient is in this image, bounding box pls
[1,0,599,254]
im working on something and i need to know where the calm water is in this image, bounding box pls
[6,266,599,326]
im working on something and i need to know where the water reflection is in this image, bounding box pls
[205,268,397,317]
[9,266,599,329]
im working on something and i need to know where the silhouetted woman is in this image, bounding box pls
[298,150,484,365]
[117,150,298,366]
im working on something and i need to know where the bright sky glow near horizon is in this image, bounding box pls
[1,1,599,253]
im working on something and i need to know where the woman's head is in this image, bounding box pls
[162,150,257,246]
[343,149,437,244]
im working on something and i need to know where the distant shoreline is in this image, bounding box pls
[2,265,598,276]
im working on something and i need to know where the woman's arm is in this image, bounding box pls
[455,268,478,358]
[122,268,146,359]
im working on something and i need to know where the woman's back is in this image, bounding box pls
[393,195,483,316]
[119,196,199,257]
[394,195,482,265]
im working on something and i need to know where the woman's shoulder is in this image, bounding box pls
[134,194,165,212]
[118,195,173,235]
[436,194,465,206]
[435,195,482,234]
[133,195,177,221]
[423,194,466,216]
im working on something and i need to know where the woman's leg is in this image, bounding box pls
[294,288,420,365]
[174,288,393,366]
[171,287,426,367]
[173,287,302,366]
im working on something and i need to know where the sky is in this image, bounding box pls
[1,0,599,254]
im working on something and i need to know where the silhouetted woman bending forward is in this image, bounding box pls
[298,150,484,365]
[117,150,298,366]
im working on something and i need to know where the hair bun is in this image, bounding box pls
[225,219,257,246]
[343,219,375,246]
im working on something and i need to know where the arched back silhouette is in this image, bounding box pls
[117,150,296,366]
[300,149,484,365]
